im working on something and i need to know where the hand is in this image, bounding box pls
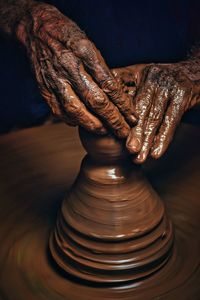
[121,60,200,163]
[15,1,136,137]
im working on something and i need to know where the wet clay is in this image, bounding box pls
[49,127,173,284]
[0,122,200,299]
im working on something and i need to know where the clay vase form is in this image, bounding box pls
[49,128,174,284]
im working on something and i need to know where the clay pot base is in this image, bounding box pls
[49,223,173,285]
[0,123,200,299]
[1,204,199,300]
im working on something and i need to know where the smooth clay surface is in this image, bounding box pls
[50,127,173,284]
[0,122,200,299]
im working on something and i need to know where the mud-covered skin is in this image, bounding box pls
[0,0,33,35]
[115,58,200,163]
[1,1,200,159]
[0,0,137,138]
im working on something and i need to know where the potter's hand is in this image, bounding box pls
[8,1,136,137]
[119,57,200,163]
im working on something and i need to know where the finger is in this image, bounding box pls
[126,127,141,154]
[134,87,169,164]
[16,20,29,47]
[37,45,107,133]
[65,61,131,138]
[40,88,78,126]
[40,30,136,124]
[69,38,137,124]
[29,40,64,118]
[151,88,187,159]
[42,56,107,134]
[39,55,81,126]
[61,83,107,133]
[40,36,130,138]
[33,42,77,126]
[126,75,157,153]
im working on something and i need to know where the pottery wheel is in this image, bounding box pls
[0,123,200,300]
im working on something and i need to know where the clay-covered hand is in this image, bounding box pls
[119,59,200,163]
[15,1,136,137]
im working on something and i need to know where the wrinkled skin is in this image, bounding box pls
[15,1,137,138]
[1,1,200,162]
[114,59,200,163]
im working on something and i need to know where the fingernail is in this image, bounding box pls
[134,152,146,164]
[117,126,130,139]
[126,138,140,153]
[126,136,141,153]
[151,146,162,159]
[129,114,137,125]
[98,126,107,135]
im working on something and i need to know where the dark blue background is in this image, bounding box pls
[0,0,199,133]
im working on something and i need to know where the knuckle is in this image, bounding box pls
[111,69,119,78]
[102,78,118,92]
[82,88,104,108]
[65,101,80,115]
[102,78,122,100]
[149,110,158,122]
[147,119,157,132]
[171,88,188,112]
[36,23,47,38]
[153,107,162,121]
[76,38,93,57]
[52,108,61,117]
[147,65,162,82]
[91,93,107,109]
[157,67,176,89]
[58,49,72,61]
[86,122,99,131]
[146,111,159,129]
[149,65,161,74]
[60,52,79,74]
[41,88,52,100]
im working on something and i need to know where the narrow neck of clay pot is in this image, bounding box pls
[78,127,141,184]
[78,127,130,164]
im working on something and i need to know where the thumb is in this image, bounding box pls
[111,64,150,88]
[121,64,150,87]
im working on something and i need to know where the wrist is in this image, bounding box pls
[0,0,37,37]
[177,56,200,110]
[177,46,200,79]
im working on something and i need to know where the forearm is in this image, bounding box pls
[0,0,34,36]
[178,47,200,81]
[185,47,200,108]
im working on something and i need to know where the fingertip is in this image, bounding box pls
[97,126,108,135]
[115,124,130,139]
[80,118,107,135]
[133,155,146,165]
[81,125,107,136]
[128,114,138,125]
[150,145,163,159]
[133,158,143,164]
[133,151,148,164]
[126,129,141,153]
[88,124,108,135]
[126,137,141,153]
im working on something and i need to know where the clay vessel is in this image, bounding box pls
[49,128,174,284]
